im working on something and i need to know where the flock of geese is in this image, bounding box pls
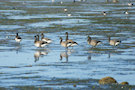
[102,2,134,15]
[15,32,121,62]
[15,32,121,48]
[14,1,134,48]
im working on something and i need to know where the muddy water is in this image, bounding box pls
[0,0,135,89]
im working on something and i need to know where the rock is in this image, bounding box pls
[73,84,77,87]
[99,76,117,85]
[120,82,129,85]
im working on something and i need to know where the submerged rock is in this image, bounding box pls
[99,76,117,85]
[73,84,77,87]
[120,82,129,85]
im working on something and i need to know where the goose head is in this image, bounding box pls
[87,36,91,41]
[41,33,44,39]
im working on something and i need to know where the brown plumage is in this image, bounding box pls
[109,37,121,46]
[87,36,101,47]
[34,35,48,47]
[65,32,78,47]
[41,33,52,43]
[60,37,71,47]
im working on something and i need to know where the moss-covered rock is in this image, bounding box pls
[99,76,117,85]
[73,84,77,87]
[120,82,129,85]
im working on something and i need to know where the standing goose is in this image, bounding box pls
[87,36,101,47]
[41,33,52,43]
[34,35,48,47]
[65,32,78,47]
[109,37,121,46]
[64,8,67,12]
[15,33,22,43]
[60,37,71,48]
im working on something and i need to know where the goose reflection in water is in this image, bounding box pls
[15,45,22,54]
[60,49,73,63]
[87,50,94,60]
[87,54,91,60]
[87,50,99,60]
[108,51,119,59]
[34,50,48,62]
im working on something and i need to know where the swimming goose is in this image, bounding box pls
[102,11,106,16]
[67,14,71,17]
[15,33,22,43]
[41,33,52,43]
[87,36,101,47]
[124,11,129,15]
[60,37,71,48]
[64,8,67,12]
[65,32,78,47]
[128,3,133,6]
[109,37,121,46]
[34,35,48,47]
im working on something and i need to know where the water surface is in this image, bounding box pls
[0,0,135,89]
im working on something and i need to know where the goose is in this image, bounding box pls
[60,1,63,4]
[41,33,52,43]
[34,35,48,47]
[128,3,133,6]
[109,37,121,46]
[64,8,67,12]
[60,37,71,48]
[102,11,106,16]
[15,33,22,43]
[67,14,71,17]
[124,11,129,15]
[65,32,78,47]
[87,36,101,47]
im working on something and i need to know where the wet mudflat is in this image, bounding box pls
[0,0,135,89]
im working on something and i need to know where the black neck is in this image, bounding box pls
[41,34,44,39]
[60,38,62,44]
[108,37,111,41]
[66,34,68,41]
[37,35,39,41]
[87,36,91,41]
[16,33,18,36]
[34,36,37,43]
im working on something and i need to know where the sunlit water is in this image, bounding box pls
[0,0,135,89]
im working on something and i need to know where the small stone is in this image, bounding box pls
[93,86,95,88]
[99,76,117,85]
[120,82,129,85]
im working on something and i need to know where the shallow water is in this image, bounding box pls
[0,0,135,89]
